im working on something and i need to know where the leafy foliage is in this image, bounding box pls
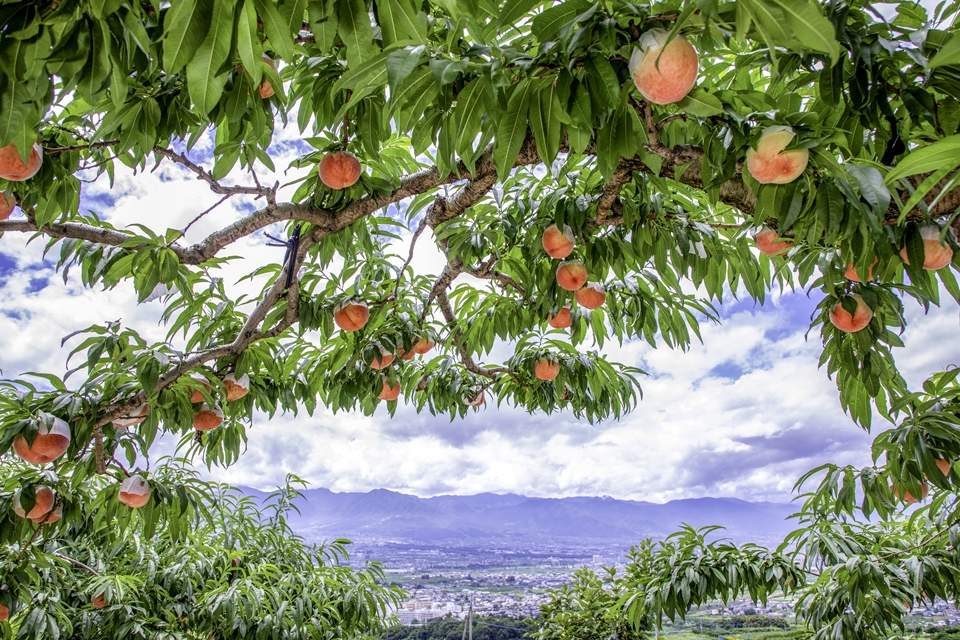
[2,0,960,636]
[0,461,402,640]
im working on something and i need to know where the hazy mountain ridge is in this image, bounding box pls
[240,487,799,544]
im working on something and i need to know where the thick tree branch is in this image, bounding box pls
[596,160,636,221]
[435,289,511,380]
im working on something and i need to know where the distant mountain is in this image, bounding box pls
[240,486,799,545]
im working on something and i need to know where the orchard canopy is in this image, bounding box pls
[3,0,960,635]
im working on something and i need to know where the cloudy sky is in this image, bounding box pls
[2,1,955,504]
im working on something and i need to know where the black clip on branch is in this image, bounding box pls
[265,224,302,292]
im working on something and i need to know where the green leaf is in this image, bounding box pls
[379,0,426,46]
[531,0,592,42]
[765,0,840,64]
[162,0,213,74]
[185,0,234,116]
[585,53,621,107]
[929,33,960,69]
[254,0,296,60]
[529,79,561,165]
[494,79,533,179]
[337,0,376,68]
[885,135,960,183]
[237,0,263,86]
[676,87,723,117]
[498,0,543,28]
[386,46,424,93]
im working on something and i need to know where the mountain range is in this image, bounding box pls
[240,487,800,544]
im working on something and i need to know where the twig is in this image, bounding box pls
[44,140,120,154]
[53,553,101,576]
[393,215,430,298]
[182,195,232,236]
[152,147,269,199]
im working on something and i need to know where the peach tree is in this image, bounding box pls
[0,0,960,637]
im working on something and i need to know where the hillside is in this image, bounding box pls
[240,487,798,545]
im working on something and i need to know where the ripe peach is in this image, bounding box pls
[937,458,952,477]
[319,151,361,189]
[13,418,71,465]
[629,29,699,105]
[119,475,151,508]
[259,55,276,99]
[901,225,954,271]
[464,391,485,407]
[113,403,149,429]
[575,282,606,309]
[845,259,878,283]
[223,373,250,401]
[412,336,434,355]
[13,486,55,520]
[0,603,8,621]
[33,503,61,524]
[334,301,369,332]
[542,224,575,259]
[92,593,108,609]
[535,359,560,381]
[189,376,211,403]
[754,226,793,257]
[367,348,395,370]
[548,306,573,329]
[0,142,43,181]
[556,260,588,291]
[892,483,928,504]
[378,379,401,401]
[193,404,224,431]
[745,126,809,185]
[828,295,873,333]
[0,192,16,220]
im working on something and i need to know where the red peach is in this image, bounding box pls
[937,458,952,477]
[92,593,108,609]
[189,376,211,403]
[367,348,395,370]
[33,503,61,524]
[319,151,361,189]
[828,295,873,333]
[193,404,224,431]
[754,226,793,257]
[13,418,71,465]
[334,301,369,332]
[259,56,276,99]
[845,259,878,283]
[223,373,250,401]
[0,604,8,621]
[0,192,16,220]
[13,486,55,520]
[892,483,928,504]
[575,282,606,309]
[548,306,572,329]
[746,126,809,185]
[542,224,575,259]
[629,29,699,105]
[412,336,434,355]
[556,260,588,291]
[464,391,485,407]
[535,359,560,381]
[0,142,43,181]
[378,379,401,401]
[901,225,954,271]
[119,475,151,508]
